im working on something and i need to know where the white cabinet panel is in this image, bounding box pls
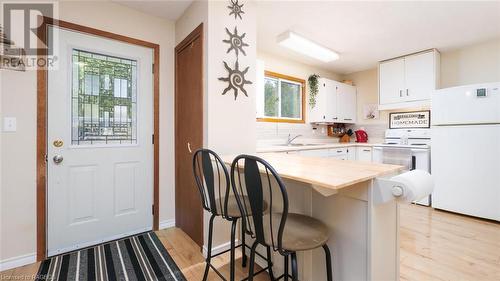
[347,147,356,160]
[309,79,357,124]
[405,51,435,102]
[356,147,373,162]
[326,80,339,122]
[309,78,329,123]
[379,50,439,110]
[298,149,331,157]
[337,83,357,123]
[379,58,405,105]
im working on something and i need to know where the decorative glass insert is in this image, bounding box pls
[72,49,137,145]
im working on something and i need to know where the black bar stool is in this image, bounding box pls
[192,149,272,281]
[230,154,333,281]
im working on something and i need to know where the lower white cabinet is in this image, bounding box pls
[347,147,356,160]
[356,147,373,162]
[298,148,347,159]
[298,149,331,157]
[280,146,373,162]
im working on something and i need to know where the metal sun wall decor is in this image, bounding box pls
[227,0,245,20]
[219,61,252,99]
[223,27,249,56]
[219,0,252,100]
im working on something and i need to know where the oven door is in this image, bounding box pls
[373,146,431,205]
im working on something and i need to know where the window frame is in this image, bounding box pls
[257,70,306,124]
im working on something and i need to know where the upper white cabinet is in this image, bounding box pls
[378,49,440,110]
[337,83,357,123]
[379,58,405,105]
[309,78,357,123]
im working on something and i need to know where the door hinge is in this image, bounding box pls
[152,134,154,144]
[44,154,48,163]
[152,63,154,73]
[152,205,155,215]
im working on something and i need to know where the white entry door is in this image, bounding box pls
[47,27,154,256]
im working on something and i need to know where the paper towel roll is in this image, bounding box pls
[390,170,434,202]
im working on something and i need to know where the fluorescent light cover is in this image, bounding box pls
[277,31,339,63]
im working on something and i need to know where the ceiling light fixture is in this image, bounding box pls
[277,31,339,63]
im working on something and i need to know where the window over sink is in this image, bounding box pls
[257,71,305,123]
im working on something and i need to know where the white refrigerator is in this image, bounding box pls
[432,82,500,221]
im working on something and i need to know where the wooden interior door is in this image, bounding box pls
[175,24,204,247]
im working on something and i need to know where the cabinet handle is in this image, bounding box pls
[344,118,352,121]
[323,115,326,119]
[399,90,403,97]
[406,89,409,96]
[337,150,343,153]
[333,117,338,120]
[363,149,371,152]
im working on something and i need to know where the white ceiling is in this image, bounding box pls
[257,1,500,74]
[115,0,193,21]
[114,1,500,75]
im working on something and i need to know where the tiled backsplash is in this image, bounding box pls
[256,122,388,143]
[256,122,330,140]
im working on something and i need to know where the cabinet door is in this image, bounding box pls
[298,149,330,157]
[337,83,357,123]
[356,147,372,162]
[379,58,405,105]
[404,51,435,102]
[326,80,339,122]
[347,148,356,160]
[309,78,328,123]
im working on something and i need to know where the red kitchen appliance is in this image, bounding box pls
[355,129,368,143]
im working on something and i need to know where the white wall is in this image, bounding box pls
[256,52,341,141]
[441,38,500,88]
[207,1,256,154]
[0,1,176,265]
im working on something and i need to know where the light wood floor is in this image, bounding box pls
[1,204,499,280]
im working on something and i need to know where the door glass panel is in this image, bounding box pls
[72,49,137,145]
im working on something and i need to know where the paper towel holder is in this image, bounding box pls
[391,185,404,197]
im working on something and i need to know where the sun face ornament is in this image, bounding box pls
[218,61,252,100]
[227,0,245,20]
[223,27,249,57]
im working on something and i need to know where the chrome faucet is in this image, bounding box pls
[286,134,303,146]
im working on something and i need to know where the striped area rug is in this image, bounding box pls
[36,232,186,281]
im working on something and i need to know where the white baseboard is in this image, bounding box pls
[0,253,36,271]
[202,239,240,258]
[159,219,176,230]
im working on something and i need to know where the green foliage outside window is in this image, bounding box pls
[262,76,302,120]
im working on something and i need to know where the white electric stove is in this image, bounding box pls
[373,129,431,206]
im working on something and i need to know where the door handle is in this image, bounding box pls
[53,155,63,164]
[187,142,192,153]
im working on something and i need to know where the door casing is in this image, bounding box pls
[36,16,160,261]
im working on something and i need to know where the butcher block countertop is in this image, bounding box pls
[221,153,404,191]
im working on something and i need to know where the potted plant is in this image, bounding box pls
[308,74,320,108]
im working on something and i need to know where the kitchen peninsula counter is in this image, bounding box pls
[221,153,405,281]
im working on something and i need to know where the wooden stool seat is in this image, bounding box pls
[264,213,330,252]
[219,195,268,218]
